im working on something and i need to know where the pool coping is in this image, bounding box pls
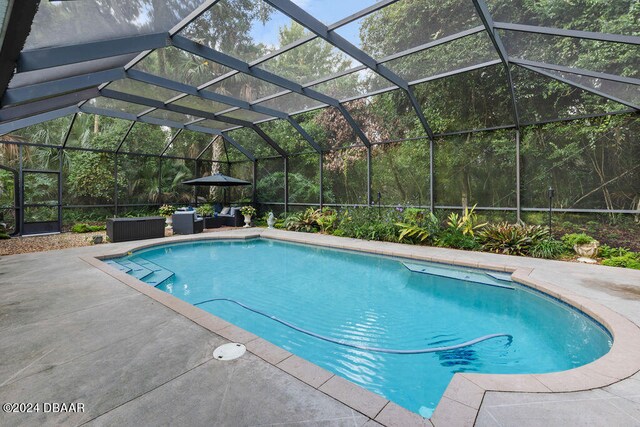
[81,228,640,427]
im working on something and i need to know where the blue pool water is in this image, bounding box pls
[110,239,611,417]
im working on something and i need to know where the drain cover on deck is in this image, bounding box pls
[213,343,246,361]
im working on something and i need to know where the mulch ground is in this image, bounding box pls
[0,227,241,256]
[0,231,109,256]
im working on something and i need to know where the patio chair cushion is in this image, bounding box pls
[220,207,230,215]
[229,207,239,216]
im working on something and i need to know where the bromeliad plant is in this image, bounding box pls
[478,222,549,256]
[284,208,321,232]
[396,210,440,244]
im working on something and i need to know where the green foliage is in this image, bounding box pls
[436,229,480,250]
[446,205,487,237]
[0,232,10,239]
[196,205,213,217]
[284,208,320,233]
[316,208,338,234]
[478,223,549,256]
[334,208,400,242]
[598,244,633,259]
[240,206,256,216]
[71,223,106,233]
[602,254,640,270]
[530,239,566,259]
[562,233,596,247]
[158,204,176,216]
[396,223,432,243]
[396,209,440,244]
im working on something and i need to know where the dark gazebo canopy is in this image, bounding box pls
[183,173,251,186]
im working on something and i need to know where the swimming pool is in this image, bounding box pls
[108,238,612,418]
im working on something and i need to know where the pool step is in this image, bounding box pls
[403,262,515,290]
[113,259,153,280]
[104,260,131,273]
[486,272,513,283]
[115,257,175,287]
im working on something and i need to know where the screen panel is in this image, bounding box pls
[288,153,321,204]
[334,0,483,60]
[414,64,514,134]
[322,146,368,205]
[434,130,517,208]
[66,113,132,150]
[133,47,234,87]
[292,107,365,151]
[511,65,630,124]
[521,115,640,210]
[256,158,285,203]
[371,139,430,207]
[342,89,427,142]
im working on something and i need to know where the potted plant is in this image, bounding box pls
[240,206,257,228]
[562,233,600,258]
[158,204,176,227]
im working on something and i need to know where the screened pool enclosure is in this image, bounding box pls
[0,0,637,234]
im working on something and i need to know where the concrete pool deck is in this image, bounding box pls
[1,228,639,426]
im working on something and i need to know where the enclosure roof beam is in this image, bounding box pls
[100,88,259,129]
[219,132,256,162]
[0,87,97,123]
[61,112,77,148]
[0,105,78,135]
[0,0,39,99]
[493,22,640,45]
[125,69,290,120]
[195,137,216,160]
[171,35,340,107]
[3,68,125,106]
[250,125,288,157]
[517,64,640,111]
[17,32,170,72]
[509,58,640,86]
[261,0,435,140]
[472,0,521,129]
[160,128,183,157]
[285,117,323,153]
[104,92,291,158]
[115,121,136,154]
[171,35,371,150]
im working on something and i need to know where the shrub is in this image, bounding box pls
[316,208,338,234]
[478,222,549,256]
[396,211,440,244]
[602,253,640,270]
[334,207,400,242]
[562,233,596,247]
[436,229,480,250]
[530,239,566,259]
[195,204,213,217]
[446,205,487,237]
[71,223,106,233]
[598,244,633,259]
[0,232,9,239]
[284,208,320,233]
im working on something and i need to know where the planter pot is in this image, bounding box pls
[165,216,173,228]
[574,241,599,258]
[243,214,252,228]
